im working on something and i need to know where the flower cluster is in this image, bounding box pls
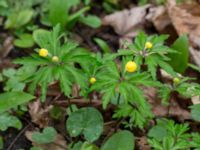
[38,48,59,62]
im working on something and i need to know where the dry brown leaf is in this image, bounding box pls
[25,130,67,150]
[136,136,151,150]
[28,99,53,128]
[0,36,13,58]
[191,96,200,105]
[146,6,171,32]
[189,36,200,67]
[167,0,200,37]
[102,5,151,39]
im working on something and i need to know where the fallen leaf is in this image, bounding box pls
[167,0,200,37]
[0,36,13,58]
[28,99,53,128]
[189,36,200,67]
[146,6,171,32]
[26,130,67,150]
[102,5,151,41]
[191,96,200,105]
[136,136,151,150]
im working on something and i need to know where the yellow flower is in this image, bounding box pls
[173,77,180,85]
[145,42,153,49]
[39,48,48,57]
[52,56,59,62]
[125,61,137,73]
[90,77,96,84]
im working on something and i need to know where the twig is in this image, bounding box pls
[53,99,102,107]
[7,124,31,150]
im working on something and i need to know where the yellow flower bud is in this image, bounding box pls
[125,61,137,73]
[52,56,59,62]
[39,48,48,57]
[90,77,96,84]
[173,77,180,85]
[145,42,153,49]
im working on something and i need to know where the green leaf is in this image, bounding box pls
[81,142,99,150]
[30,147,43,150]
[69,141,83,150]
[158,85,172,105]
[79,15,101,28]
[14,34,34,48]
[94,38,111,53]
[67,107,103,142]
[5,9,33,29]
[188,63,200,73]
[0,92,35,113]
[67,6,90,29]
[32,127,57,144]
[49,0,68,29]
[148,124,167,141]
[168,35,189,73]
[190,104,200,122]
[0,113,22,131]
[101,130,135,150]
[33,29,50,48]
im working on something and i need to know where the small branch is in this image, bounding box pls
[7,124,31,150]
[53,99,102,108]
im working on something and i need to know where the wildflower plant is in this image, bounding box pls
[14,25,94,101]
[118,32,177,80]
[91,57,160,128]
[159,77,200,104]
[148,119,191,150]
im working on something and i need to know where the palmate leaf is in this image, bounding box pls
[149,34,169,48]
[126,72,161,86]
[99,61,120,79]
[134,32,147,50]
[158,85,172,105]
[28,66,54,101]
[145,54,176,79]
[191,133,200,149]
[102,85,116,109]
[175,83,200,98]
[116,82,153,128]
[14,54,50,66]
[58,68,72,97]
[64,66,87,89]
